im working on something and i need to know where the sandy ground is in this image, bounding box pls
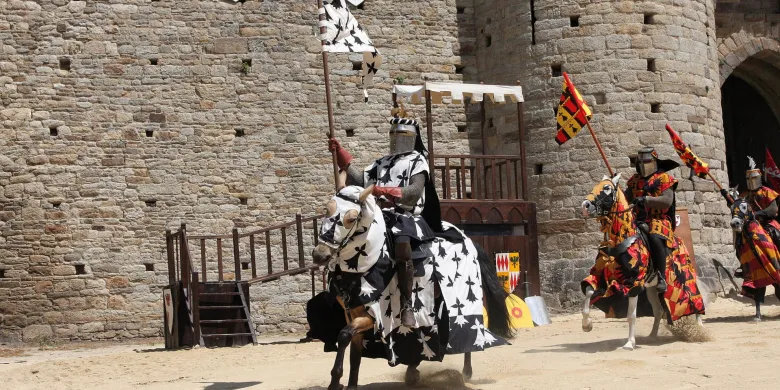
[2,295,780,390]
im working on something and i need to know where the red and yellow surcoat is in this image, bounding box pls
[626,171,677,243]
[741,186,780,232]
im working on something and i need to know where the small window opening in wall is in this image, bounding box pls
[456,6,465,14]
[59,58,71,71]
[144,263,155,272]
[75,264,86,275]
[241,58,252,74]
[345,129,355,137]
[487,118,494,128]
[49,125,59,137]
[630,156,638,168]
[570,16,580,27]
[644,14,655,25]
[647,59,656,72]
[651,103,661,113]
[145,129,154,137]
[145,200,157,207]
[485,35,492,48]
[534,164,543,175]
[239,197,248,206]
[352,60,362,71]
[52,201,62,209]
[235,128,245,137]
[149,58,158,65]
[455,64,465,74]
[594,92,606,104]
[0,269,5,279]
[242,262,250,270]
[551,64,562,77]
[456,124,468,133]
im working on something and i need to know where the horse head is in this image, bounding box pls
[581,173,622,218]
[311,172,376,266]
[730,196,752,233]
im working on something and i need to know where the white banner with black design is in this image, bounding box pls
[319,0,382,100]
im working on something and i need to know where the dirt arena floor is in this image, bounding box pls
[2,294,780,390]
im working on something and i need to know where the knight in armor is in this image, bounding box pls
[625,147,681,293]
[739,157,780,244]
[328,117,442,328]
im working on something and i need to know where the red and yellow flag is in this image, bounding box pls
[665,124,709,178]
[555,72,593,145]
[766,147,780,191]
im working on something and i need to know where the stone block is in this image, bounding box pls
[208,38,248,54]
[22,324,53,341]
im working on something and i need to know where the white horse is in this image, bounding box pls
[580,174,705,350]
[309,179,514,389]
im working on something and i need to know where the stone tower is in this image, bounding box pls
[471,0,780,308]
[2,0,780,341]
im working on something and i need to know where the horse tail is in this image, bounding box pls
[475,243,515,339]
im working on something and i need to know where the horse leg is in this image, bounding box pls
[405,363,421,386]
[346,333,364,390]
[623,295,638,350]
[646,284,662,338]
[462,351,473,381]
[328,325,353,390]
[346,314,374,390]
[582,286,594,332]
[754,298,762,322]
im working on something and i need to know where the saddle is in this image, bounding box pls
[606,221,654,275]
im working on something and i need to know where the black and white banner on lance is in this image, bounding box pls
[319,0,382,100]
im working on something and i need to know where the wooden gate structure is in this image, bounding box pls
[393,81,540,296]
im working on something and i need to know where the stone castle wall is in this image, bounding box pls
[3,0,780,341]
[0,0,475,341]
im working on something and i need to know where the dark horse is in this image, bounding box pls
[309,183,513,390]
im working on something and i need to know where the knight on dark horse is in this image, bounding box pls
[625,147,681,292]
[328,116,442,328]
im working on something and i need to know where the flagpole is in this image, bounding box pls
[584,120,614,177]
[318,0,340,191]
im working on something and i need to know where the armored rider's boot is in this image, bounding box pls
[395,241,416,328]
[638,222,667,293]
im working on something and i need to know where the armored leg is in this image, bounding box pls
[395,239,416,328]
[647,233,669,292]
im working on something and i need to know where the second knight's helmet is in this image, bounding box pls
[746,156,762,191]
[388,117,419,156]
[637,147,658,178]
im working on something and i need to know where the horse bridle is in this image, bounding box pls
[319,195,365,255]
[591,184,635,217]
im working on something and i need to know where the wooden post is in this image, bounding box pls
[200,239,207,283]
[232,227,241,282]
[425,88,435,181]
[165,229,175,285]
[180,223,188,290]
[191,272,201,347]
[249,234,257,279]
[317,0,340,191]
[516,81,528,200]
[217,238,223,282]
[585,120,614,177]
[296,214,305,268]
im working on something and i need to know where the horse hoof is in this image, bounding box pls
[405,368,420,386]
[327,385,344,390]
[622,342,636,351]
[462,368,473,381]
[582,321,593,332]
[752,317,761,323]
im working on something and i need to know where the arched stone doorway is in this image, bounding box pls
[721,49,780,190]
